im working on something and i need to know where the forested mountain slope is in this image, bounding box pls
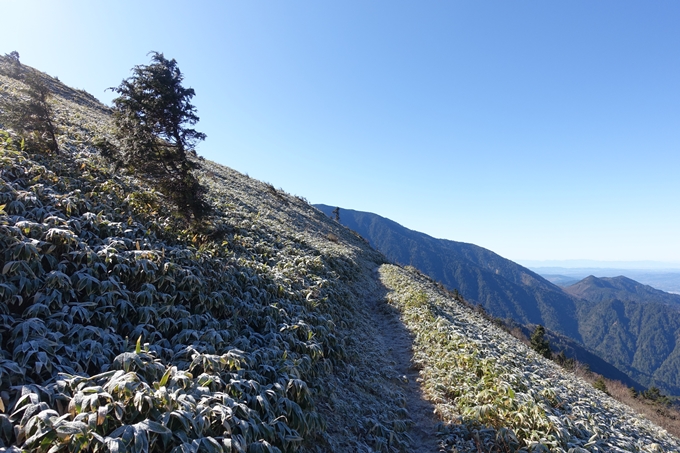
[1,57,679,452]
[577,298,680,395]
[566,275,680,308]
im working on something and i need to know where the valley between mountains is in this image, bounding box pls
[315,205,680,398]
[1,57,680,452]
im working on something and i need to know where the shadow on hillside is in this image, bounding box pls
[366,275,552,453]
[358,279,443,453]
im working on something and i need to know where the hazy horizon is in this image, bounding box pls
[520,260,680,271]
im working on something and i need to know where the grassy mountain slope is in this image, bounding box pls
[378,265,678,452]
[1,57,679,452]
[314,205,582,340]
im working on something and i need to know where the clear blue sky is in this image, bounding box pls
[2,1,679,263]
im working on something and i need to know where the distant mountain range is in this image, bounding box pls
[520,259,680,270]
[533,267,680,294]
[565,275,680,307]
[541,274,581,287]
[315,204,680,395]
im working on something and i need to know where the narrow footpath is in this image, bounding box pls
[369,269,443,453]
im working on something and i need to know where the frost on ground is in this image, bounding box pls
[1,57,679,453]
[379,264,680,452]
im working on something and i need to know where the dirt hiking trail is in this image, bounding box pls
[369,269,444,453]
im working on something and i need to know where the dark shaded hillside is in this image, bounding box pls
[566,275,680,308]
[314,205,583,340]
[518,324,645,390]
[578,298,680,395]
[564,276,680,394]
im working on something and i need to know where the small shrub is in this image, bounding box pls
[593,376,609,394]
[530,325,552,359]
[553,350,575,370]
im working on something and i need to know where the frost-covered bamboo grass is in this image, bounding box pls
[379,264,680,452]
[0,65,409,452]
[1,59,679,452]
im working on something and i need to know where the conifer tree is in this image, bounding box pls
[6,51,20,64]
[593,376,609,394]
[530,325,552,359]
[110,52,207,220]
[0,72,59,153]
[1,51,22,78]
